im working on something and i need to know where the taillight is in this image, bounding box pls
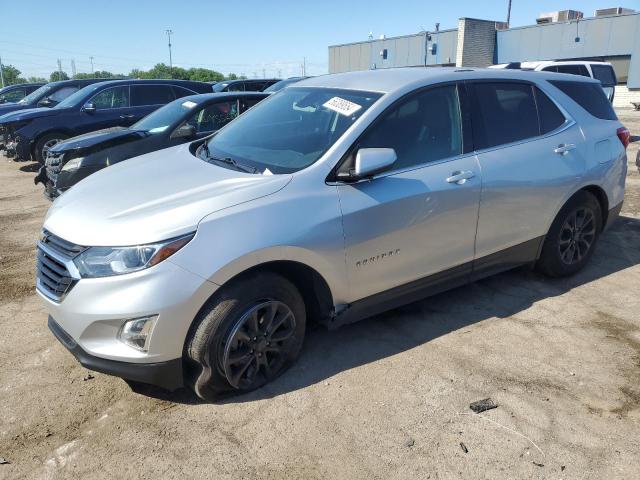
[617,126,630,149]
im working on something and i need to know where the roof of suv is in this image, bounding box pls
[297,67,600,94]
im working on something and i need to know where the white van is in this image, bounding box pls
[490,61,617,102]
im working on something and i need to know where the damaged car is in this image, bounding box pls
[0,79,213,162]
[36,92,268,199]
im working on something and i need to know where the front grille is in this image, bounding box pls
[36,231,86,302]
[45,152,65,184]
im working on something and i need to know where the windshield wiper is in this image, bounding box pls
[202,148,257,174]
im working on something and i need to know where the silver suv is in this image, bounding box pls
[37,68,629,400]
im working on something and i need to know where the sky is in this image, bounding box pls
[1,0,638,79]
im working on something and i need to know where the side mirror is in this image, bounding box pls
[339,148,396,181]
[38,96,54,107]
[170,123,196,139]
[83,102,96,113]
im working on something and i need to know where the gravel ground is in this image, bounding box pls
[1,110,639,480]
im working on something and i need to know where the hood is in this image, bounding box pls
[51,127,143,154]
[0,103,34,116]
[0,107,68,124]
[44,142,292,246]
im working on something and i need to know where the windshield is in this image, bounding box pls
[18,85,52,104]
[54,84,101,109]
[263,78,305,93]
[205,87,382,173]
[132,97,200,132]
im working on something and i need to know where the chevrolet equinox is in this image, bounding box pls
[37,68,629,400]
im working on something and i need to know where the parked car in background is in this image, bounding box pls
[0,79,212,162]
[0,83,45,104]
[37,69,628,399]
[36,92,268,199]
[490,61,617,102]
[263,77,308,93]
[212,79,280,92]
[0,79,105,151]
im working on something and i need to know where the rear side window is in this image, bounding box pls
[226,82,244,92]
[359,85,462,169]
[549,80,617,120]
[49,86,79,102]
[244,81,266,92]
[534,87,566,134]
[554,64,590,77]
[591,65,616,86]
[131,85,175,106]
[470,82,539,149]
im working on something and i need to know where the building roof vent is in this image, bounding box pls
[536,10,583,24]
[595,7,635,16]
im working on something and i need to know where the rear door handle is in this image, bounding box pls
[446,170,475,185]
[119,114,135,119]
[554,143,576,155]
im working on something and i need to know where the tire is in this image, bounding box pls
[536,191,602,277]
[34,132,67,164]
[185,272,306,401]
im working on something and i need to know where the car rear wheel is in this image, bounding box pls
[35,133,67,164]
[185,272,306,401]
[536,191,602,277]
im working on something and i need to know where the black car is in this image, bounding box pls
[0,79,103,117]
[212,79,280,92]
[0,83,45,104]
[0,79,213,163]
[37,92,268,199]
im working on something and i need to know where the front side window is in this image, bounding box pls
[173,86,197,99]
[0,88,25,103]
[187,100,239,133]
[555,64,590,77]
[471,82,539,150]
[212,82,229,92]
[90,86,130,110]
[357,85,462,170]
[205,87,381,173]
[131,85,175,106]
[131,97,200,133]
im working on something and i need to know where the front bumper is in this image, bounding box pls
[49,316,184,390]
[37,250,218,371]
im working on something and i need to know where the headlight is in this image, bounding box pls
[61,157,83,172]
[73,233,194,278]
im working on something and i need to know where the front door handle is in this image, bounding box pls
[119,114,135,120]
[554,143,576,155]
[446,170,475,185]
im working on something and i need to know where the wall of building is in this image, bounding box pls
[497,12,640,87]
[328,29,457,73]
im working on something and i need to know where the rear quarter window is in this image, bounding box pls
[591,65,617,86]
[549,80,617,121]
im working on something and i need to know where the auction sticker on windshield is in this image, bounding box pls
[182,101,198,109]
[323,97,362,116]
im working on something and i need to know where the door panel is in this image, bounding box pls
[338,155,481,301]
[474,125,585,257]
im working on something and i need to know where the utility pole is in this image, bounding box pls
[0,52,5,88]
[90,56,94,74]
[165,29,173,78]
[57,58,63,80]
[506,0,512,27]
[71,59,76,78]
[262,68,266,79]
[302,57,306,76]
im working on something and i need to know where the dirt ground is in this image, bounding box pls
[1,110,639,480]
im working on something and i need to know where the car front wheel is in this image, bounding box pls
[185,272,306,401]
[35,133,67,164]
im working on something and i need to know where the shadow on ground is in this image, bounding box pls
[18,162,40,173]
[133,216,640,404]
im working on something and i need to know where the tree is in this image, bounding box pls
[0,64,26,85]
[27,76,47,83]
[50,71,70,82]
[74,71,124,80]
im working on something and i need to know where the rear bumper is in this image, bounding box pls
[49,316,184,390]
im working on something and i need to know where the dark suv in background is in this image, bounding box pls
[0,83,45,104]
[0,79,212,162]
[212,79,280,92]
